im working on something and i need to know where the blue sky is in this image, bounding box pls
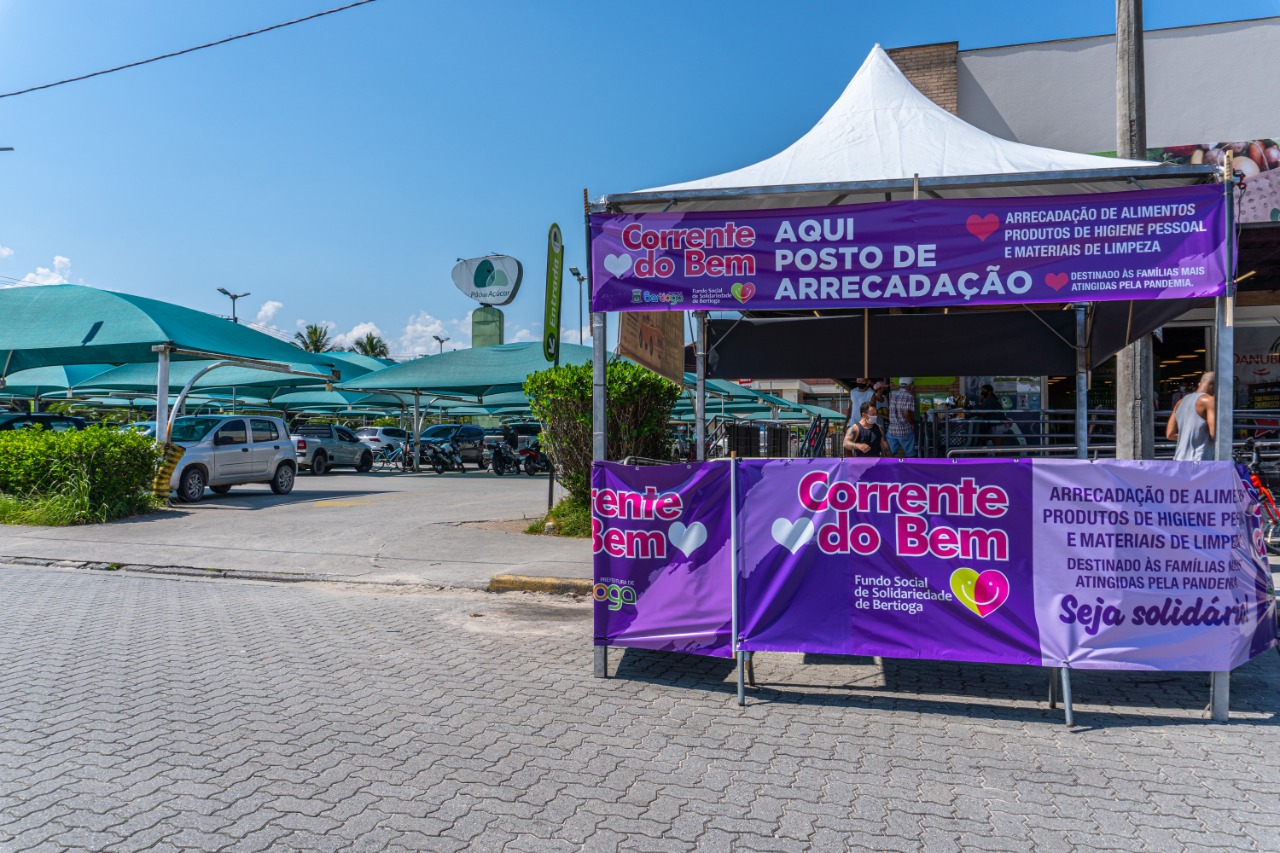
[1,0,1276,358]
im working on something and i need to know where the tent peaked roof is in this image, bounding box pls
[645,45,1151,193]
[604,46,1212,212]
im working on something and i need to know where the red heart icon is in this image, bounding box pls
[1044,272,1069,291]
[965,214,1000,241]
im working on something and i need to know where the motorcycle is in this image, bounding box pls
[486,441,521,476]
[420,439,466,474]
[519,440,552,476]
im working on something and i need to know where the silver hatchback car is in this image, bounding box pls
[167,415,297,502]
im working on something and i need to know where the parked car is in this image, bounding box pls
[0,413,87,432]
[503,421,543,450]
[291,423,374,475]
[355,426,409,454]
[168,415,297,502]
[126,421,158,438]
[420,424,487,467]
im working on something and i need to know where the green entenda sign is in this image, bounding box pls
[543,223,564,363]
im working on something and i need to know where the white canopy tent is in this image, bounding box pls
[601,45,1209,213]
[585,45,1235,718]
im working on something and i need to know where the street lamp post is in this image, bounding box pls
[216,287,251,323]
[568,266,588,343]
[432,335,449,354]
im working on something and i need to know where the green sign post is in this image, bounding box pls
[543,223,565,364]
[541,224,566,512]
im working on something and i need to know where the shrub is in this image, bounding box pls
[524,359,682,506]
[0,427,163,525]
[524,496,592,538]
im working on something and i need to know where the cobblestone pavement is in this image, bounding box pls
[2,567,1278,852]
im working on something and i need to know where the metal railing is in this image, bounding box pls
[924,407,1280,460]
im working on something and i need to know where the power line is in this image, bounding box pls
[0,0,381,101]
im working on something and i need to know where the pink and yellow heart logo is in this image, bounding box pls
[1044,272,1070,291]
[965,213,1000,241]
[731,282,756,303]
[950,568,1010,618]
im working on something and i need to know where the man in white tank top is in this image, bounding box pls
[1165,372,1216,462]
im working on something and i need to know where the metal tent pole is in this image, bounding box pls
[1210,174,1236,723]
[1060,667,1075,727]
[153,345,171,444]
[412,392,420,472]
[1075,306,1088,459]
[695,311,707,461]
[730,456,745,706]
[592,310,608,678]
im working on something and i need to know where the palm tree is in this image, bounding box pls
[350,332,390,359]
[293,323,336,353]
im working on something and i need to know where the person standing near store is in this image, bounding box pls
[844,401,889,458]
[1166,372,1215,461]
[847,378,874,428]
[888,377,917,457]
[975,383,1003,445]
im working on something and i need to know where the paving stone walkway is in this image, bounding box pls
[1,566,1277,852]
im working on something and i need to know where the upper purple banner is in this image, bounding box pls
[590,185,1228,312]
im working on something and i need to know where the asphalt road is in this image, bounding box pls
[0,469,590,587]
[2,566,1278,852]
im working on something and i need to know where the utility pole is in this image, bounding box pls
[1113,0,1153,460]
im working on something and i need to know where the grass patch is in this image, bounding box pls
[0,472,162,526]
[0,427,164,526]
[525,497,591,538]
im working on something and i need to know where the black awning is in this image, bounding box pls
[685,301,1205,383]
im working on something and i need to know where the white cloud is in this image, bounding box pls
[331,321,383,351]
[0,246,13,259]
[10,255,72,287]
[254,300,283,325]
[398,311,458,357]
[509,327,540,343]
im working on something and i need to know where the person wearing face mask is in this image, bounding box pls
[847,378,874,429]
[843,401,889,458]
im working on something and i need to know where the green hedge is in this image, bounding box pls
[525,359,682,507]
[0,427,163,525]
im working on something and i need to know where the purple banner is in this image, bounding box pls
[1030,460,1276,670]
[738,459,1042,665]
[590,185,1227,312]
[593,458,1276,672]
[592,461,733,657]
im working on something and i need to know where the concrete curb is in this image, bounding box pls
[488,574,593,596]
[1,556,593,597]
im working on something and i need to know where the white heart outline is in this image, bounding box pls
[668,521,707,556]
[603,253,633,278]
[770,517,814,554]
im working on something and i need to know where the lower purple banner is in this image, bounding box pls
[592,461,733,657]
[593,459,1277,671]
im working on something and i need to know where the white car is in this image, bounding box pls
[355,426,410,454]
[168,415,297,502]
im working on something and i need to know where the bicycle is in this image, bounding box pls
[373,443,412,472]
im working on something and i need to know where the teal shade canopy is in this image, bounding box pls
[342,342,594,397]
[0,284,342,371]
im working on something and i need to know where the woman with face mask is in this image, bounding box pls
[843,400,889,458]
